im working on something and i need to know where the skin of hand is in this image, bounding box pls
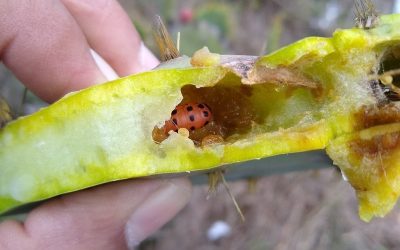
[0,0,192,249]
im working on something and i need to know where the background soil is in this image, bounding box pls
[140,169,400,250]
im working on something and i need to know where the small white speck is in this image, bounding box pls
[207,220,231,241]
[341,170,348,182]
[394,0,400,13]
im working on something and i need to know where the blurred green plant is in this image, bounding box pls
[178,25,223,55]
[195,3,233,39]
[265,13,285,54]
[177,3,235,54]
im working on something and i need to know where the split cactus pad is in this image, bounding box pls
[2,14,400,222]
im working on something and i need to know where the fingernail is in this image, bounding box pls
[90,49,119,81]
[124,178,191,249]
[136,43,160,73]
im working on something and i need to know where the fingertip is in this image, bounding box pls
[61,0,149,76]
[124,177,192,248]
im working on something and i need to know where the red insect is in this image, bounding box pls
[164,103,213,134]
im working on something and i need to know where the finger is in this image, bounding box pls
[124,178,193,248]
[61,0,159,76]
[0,1,107,102]
[0,178,192,250]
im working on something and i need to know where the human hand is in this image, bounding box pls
[0,1,192,249]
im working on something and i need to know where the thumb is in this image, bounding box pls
[125,178,192,249]
[0,178,192,250]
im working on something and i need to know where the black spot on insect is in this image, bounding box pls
[198,104,205,109]
[172,118,178,125]
[171,109,177,115]
[203,111,209,117]
[189,115,195,121]
[204,121,209,126]
[186,106,193,111]
[204,103,212,111]
[190,126,195,131]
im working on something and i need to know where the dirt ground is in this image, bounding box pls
[139,168,400,250]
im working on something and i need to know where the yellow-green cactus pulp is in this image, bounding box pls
[2,14,400,221]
